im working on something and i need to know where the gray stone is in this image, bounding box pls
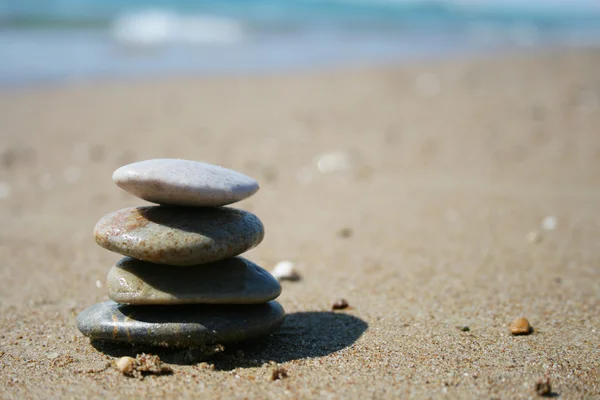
[113,159,259,207]
[94,206,264,266]
[107,257,281,305]
[76,300,285,347]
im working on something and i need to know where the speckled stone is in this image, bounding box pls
[94,206,264,266]
[76,300,285,347]
[113,159,259,207]
[107,256,281,305]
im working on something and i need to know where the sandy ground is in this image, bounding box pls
[0,47,599,399]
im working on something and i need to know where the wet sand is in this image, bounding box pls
[0,47,599,399]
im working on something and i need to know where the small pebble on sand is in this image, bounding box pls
[337,227,353,238]
[510,317,532,335]
[332,298,349,310]
[270,364,289,381]
[534,377,552,397]
[541,216,557,230]
[116,357,136,375]
[272,261,300,282]
[316,151,352,174]
[116,354,171,378]
[271,367,288,381]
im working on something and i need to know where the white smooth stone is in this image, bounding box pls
[272,260,301,282]
[541,216,557,230]
[113,159,259,206]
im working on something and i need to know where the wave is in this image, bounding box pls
[111,10,244,47]
[2,0,600,33]
[307,0,600,14]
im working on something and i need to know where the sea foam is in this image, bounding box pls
[111,10,244,47]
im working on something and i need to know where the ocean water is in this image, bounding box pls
[2,0,600,87]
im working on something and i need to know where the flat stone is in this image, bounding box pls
[107,256,281,305]
[76,300,285,347]
[113,159,259,207]
[94,206,264,266]
[509,317,532,335]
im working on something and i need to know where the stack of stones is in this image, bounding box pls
[77,159,285,348]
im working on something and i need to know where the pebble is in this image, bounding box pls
[270,364,289,381]
[271,261,301,281]
[332,298,349,310]
[116,354,171,377]
[76,300,285,347]
[94,206,264,266]
[509,317,532,335]
[107,256,281,305]
[337,227,353,238]
[116,356,136,375]
[316,151,352,174]
[112,159,259,207]
[541,216,557,230]
[535,377,552,397]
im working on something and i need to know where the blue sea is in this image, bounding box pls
[2,0,600,87]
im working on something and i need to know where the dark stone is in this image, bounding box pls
[77,300,285,347]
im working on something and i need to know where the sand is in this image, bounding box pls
[0,47,599,399]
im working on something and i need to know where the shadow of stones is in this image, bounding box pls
[91,311,368,368]
[211,311,368,370]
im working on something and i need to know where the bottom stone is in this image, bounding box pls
[76,300,285,347]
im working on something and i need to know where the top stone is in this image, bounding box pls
[113,159,259,207]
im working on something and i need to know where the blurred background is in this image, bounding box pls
[2,0,600,87]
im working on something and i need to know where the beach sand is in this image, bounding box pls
[0,47,599,399]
